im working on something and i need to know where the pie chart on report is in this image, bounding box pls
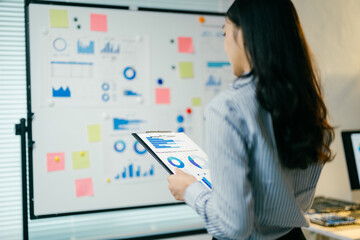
[188,155,208,169]
[167,157,185,168]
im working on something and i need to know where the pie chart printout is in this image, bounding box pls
[136,132,212,190]
[188,155,208,169]
[167,156,185,168]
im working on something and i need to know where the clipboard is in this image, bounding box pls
[132,131,212,190]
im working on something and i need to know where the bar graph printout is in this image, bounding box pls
[134,132,212,190]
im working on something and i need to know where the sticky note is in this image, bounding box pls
[72,151,90,169]
[178,37,194,53]
[179,62,194,78]
[155,88,171,104]
[75,178,94,197]
[87,124,101,143]
[192,97,201,106]
[47,152,65,172]
[90,13,107,32]
[49,9,69,28]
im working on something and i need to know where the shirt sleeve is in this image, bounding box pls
[184,104,254,240]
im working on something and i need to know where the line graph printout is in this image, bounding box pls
[135,132,212,189]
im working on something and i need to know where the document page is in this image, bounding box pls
[134,132,212,189]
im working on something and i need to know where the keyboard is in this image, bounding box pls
[306,196,360,227]
[309,196,360,213]
[307,213,356,227]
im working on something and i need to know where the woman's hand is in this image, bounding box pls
[168,168,197,201]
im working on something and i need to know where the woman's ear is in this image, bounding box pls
[235,28,244,49]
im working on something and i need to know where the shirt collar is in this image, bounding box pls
[232,70,255,89]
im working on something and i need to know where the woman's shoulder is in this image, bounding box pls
[205,77,259,147]
[206,77,258,118]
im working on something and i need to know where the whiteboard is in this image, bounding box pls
[28,2,234,218]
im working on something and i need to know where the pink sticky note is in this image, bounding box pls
[155,88,171,104]
[178,37,194,53]
[47,152,65,172]
[75,178,94,197]
[90,13,107,32]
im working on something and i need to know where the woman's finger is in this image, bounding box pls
[175,168,185,175]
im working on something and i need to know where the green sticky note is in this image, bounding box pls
[179,62,194,78]
[72,151,90,170]
[192,97,201,106]
[50,9,69,28]
[87,124,101,143]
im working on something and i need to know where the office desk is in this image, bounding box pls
[304,223,360,240]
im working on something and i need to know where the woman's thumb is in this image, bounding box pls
[175,168,185,174]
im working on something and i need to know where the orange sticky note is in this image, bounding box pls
[47,152,65,172]
[155,88,171,104]
[90,13,107,32]
[178,37,194,53]
[75,178,94,197]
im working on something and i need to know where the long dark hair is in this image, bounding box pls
[226,0,334,169]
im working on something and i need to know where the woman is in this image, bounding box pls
[168,0,334,239]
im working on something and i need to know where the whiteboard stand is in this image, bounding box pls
[15,118,30,240]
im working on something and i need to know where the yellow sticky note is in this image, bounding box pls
[50,9,69,28]
[87,124,101,143]
[72,151,90,170]
[192,97,201,106]
[179,62,194,78]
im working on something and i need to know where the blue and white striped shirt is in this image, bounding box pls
[184,75,323,240]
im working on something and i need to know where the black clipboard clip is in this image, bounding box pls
[145,131,172,133]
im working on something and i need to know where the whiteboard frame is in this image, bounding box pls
[25,0,224,219]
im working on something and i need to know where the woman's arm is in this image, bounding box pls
[184,106,254,240]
